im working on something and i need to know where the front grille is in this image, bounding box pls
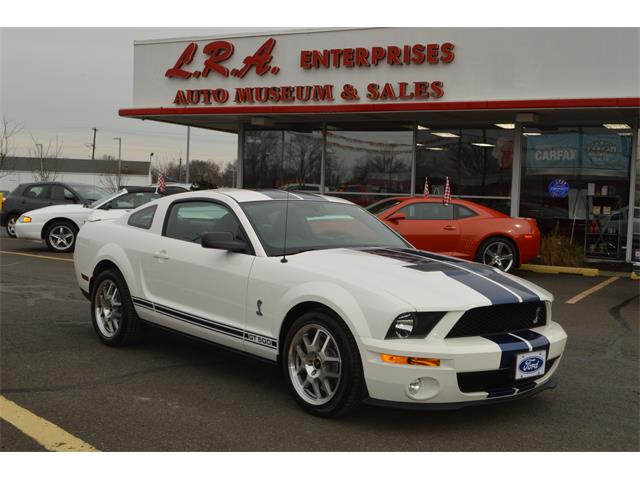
[446,301,547,338]
[457,357,557,394]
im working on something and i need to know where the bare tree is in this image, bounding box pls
[30,134,64,182]
[98,154,125,192]
[0,117,23,179]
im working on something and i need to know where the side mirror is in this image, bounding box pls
[387,212,406,223]
[201,231,247,253]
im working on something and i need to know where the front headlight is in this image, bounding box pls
[19,216,32,223]
[385,312,446,339]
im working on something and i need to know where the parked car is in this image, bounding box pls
[74,189,566,416]
[367,197,540,272]
[14,185,188,253]
[1,182,109,238]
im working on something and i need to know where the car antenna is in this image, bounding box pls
[281,190,290,263]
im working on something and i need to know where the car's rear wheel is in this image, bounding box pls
[44,221,77,253]
[6,214,19,237]
[282,310,363,417]
[476,237,518,272]
[91,269,142,346]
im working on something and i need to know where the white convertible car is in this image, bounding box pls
[15,185,188,253]
[74,189,567,416]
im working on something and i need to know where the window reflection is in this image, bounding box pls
[243,130,322,190]
[415,128,514,198]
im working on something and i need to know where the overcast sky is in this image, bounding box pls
[0,28,282,168]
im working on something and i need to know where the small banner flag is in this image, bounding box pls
[423,177,429,198]
[157,173,167,194]
[443,176,451,204]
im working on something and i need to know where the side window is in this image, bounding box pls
[164,201,242,244]
[128,205,157,230]
[399,203,453,220]
[455,205,478,220]
[110,192,160,210]
[24,185,50,199]
[50,185,77,202]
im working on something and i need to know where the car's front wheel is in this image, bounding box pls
[44,220,78,253]
[91,269,142,346]
[282,310,364,417]
[6,214,19,237]
[476,237,518,272]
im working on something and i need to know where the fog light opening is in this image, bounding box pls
[408,380,421,395]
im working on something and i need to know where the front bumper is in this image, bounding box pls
[359,321,567,406]
[14,218,45,241]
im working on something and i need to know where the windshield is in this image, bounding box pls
[241,200,409,256]
[69,184,109,202]
[88,190,122,208]
[366,198,403,215]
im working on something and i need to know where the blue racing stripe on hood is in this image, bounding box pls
[363,248,521,305]
[409,250,540,303]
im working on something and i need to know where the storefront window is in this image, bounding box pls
[243,130,322,190]
[521,125,632,260]
[325,129,413,206]
[415,128,514,201]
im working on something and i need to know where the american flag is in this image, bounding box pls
[443,176,451,204]
[157,173,166,194]
[423,177,429,197]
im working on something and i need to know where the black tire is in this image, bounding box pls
[281,309,364,417]
[476,236,519,272]
[44,220,78,253]
[6,214,19,237]
[90,269,142,346]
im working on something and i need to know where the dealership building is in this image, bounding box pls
[120,28,639,264]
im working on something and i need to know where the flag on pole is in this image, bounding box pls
[157,173,166,194]
[423,177,429,198]
[443,176,451,204]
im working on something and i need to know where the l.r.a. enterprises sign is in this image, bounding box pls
[166,37,456,107]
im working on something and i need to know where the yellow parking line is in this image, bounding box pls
[0,250,73,262]
[0,395,98,451]
[565,276,620,304]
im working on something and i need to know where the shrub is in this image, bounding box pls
[540,234,584,267]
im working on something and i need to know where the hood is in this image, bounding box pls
[288,247,552,311]
[26,204,89,217]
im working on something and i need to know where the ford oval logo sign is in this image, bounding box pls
[518,357,543,373]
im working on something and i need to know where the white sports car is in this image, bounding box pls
[74,189,567,416]
[15,186,187,253]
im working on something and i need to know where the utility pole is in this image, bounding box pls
[113,137,122,190]
[185,126,191,185]
[91,127,98,160]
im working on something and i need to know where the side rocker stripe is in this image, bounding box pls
[132,297,277,350]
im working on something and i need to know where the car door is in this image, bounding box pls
[50,184,79,205]
[388,201,459,255]
[140,199,255,352]
[20,184,53,212]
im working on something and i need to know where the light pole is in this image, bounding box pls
[185,126,191,185]
[113,137,122,189]
[148,152,154,184]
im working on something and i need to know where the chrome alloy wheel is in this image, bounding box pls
[48,225,75,250]
[482,240,515,272]
[7,216,17,236]
[287,324,342,406]
[95,280,122,338]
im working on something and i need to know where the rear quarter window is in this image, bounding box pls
[128,205,157,230]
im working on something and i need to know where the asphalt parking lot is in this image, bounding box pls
[1,235,638,451]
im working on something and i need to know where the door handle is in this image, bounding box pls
[153,250,169,260]
[443,225,457,231]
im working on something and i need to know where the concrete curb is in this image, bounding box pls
[519,264,599,277]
